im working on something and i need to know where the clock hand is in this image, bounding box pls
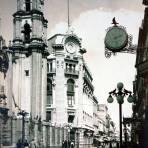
[114,34,123,40]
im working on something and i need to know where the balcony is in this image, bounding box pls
[65,69,79,78]
[83,73,94,91]
[46,104,56,112]
[47,68,56,76]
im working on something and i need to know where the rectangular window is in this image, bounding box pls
[67,95,75,106]
[50,62,53,72]
[68,115,75,123]
[25,70,29,76]
[47,63,49,72]
[46,111,51,121]
[26,0,31,11]
[47,95,53,105]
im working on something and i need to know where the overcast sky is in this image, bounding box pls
[0,0,145,128]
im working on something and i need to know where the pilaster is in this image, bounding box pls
[55,51,67,124]
[31,51,42,118]
[12,117,17,147]
[42,56,47,120]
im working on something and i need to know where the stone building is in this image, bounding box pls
[132,0,148,147]
[97,104,116,144]
[0,0,50,147]
[46,33,97,147]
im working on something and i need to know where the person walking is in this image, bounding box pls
[64,140,68,148]
[109,142,112,148]
[24,140,29,148]
[71,141,74,148]
[30,139,36,148]
[17,139,23,148]
[62,140,65,148]
[117,142,119,148]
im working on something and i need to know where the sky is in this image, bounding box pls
[0,0,145,128]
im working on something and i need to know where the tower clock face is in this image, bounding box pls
[65,41,78,54]
[104,26,128,52]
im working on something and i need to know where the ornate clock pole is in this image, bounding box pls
[104,18,136,58]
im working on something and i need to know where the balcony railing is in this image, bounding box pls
[65,69,79,77]
[83,74,94,91]
[47,69,56,75]
[46,104,52,108]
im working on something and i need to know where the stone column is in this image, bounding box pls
[32,14,42,38]
[31,52,42,118]
[41,57,47,120]
[34,120,38,143]
[42,121,48,147]
[12,117,17,147]
[14,16,21,40]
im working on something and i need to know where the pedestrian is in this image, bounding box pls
[117,142,119,148]
[68,140,71,148]
[39,139,44,148]
[64,140,68,148]
[30,139,36,148]
[24,139,29,148]
[71,141,74,148]
[62,140,65,148]
[17,139,23,148]
[109,142,112,148]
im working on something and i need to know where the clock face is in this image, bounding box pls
[104,27,128,52]
[65,41,78,54]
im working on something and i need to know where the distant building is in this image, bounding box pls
[97,104,116,143]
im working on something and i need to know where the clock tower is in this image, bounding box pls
[11,0,48,121]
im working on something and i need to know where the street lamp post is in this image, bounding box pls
[107,82,134,148]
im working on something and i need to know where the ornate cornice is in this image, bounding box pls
[13,9,43,17]
[52,44,64,49]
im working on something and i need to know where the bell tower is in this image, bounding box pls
[12,0,48,120]
[13,0,47,46]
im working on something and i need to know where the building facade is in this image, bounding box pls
[132,1,148,147]
[46,33,96,147]
[97,104,116,145]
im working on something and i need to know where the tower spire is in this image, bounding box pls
[0,18,1,36]
[67,0,70,30]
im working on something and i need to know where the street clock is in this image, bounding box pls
[65,35,81,54]
[104,26,128,52]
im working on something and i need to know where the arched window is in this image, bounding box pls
[22,20,31,42]
[67,79,75,93]
[67,79,75,106]
[47,78,52,105]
